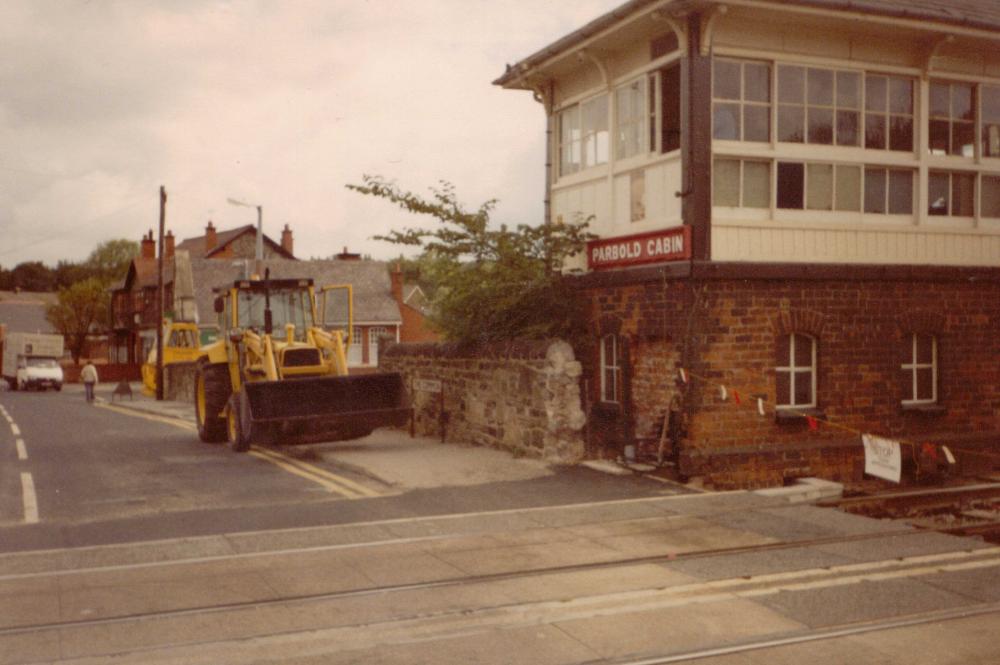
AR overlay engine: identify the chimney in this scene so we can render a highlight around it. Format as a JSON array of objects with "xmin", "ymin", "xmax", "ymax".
[
  {"xmin": 335, "ymin": 246, "xmax": 361, "ymax": 261},
  {"xmin": 165, "ymin": 230, "xmax": 175, "ymax": 258},
  {"xmin": 280, "ymin": 224, "xmax": 293, "ymax": 256},
  {"xmin": 390, "ymin": 262, "xmax": 404, "ymax": 305},
  {"xmin": 205, "ymin": 221, "xmax": 217, "ymax": 253},
  {"xmin": 141, "ymin": 229, "xmax": 155, "ymax": 259}
]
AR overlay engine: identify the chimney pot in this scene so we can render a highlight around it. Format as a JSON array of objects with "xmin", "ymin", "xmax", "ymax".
[
  {"xmin": 205, "ymin": 221, "xmax": 218, "ymax": 253},
  {"xmin": 165, "ymin": 230, "xmax": 175, "ymax": 258},
  {"xmin": 141, "ymin": 229, "xmax": 155, "ymax": 259},
  {"xmin": 280, "ymin": 224, "xmax": 294, "ymax": 257}
]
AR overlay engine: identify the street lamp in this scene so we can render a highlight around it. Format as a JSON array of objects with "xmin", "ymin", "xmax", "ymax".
[{"xmin": 227, "ymin": 197, "xmax": 263, "ymax": 274}]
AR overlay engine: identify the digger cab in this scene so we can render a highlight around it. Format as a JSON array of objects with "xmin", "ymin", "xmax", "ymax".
[{"xmin": 199, "ymin": 276, "xmax": 410, "ymax": 450}]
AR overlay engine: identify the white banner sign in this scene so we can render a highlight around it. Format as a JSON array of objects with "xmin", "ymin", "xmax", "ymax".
[{"xmin": 862, "ymin": 434, "xmax": 902, "ymax": 483}]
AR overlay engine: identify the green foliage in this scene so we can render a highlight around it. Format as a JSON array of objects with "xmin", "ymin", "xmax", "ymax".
[
  {"xmin": 9, "ymin": 261, "xmax": 56, "ymax": 292},
  {"xmin": 85, "ymin": 239, "xmax": 139, "ymax": 285},
  {"xmin": 0, "ymin": 238, "xmax": 138, "ymax": 294},
  {"xmin": 348, "ymin": 175, "xmax": 592, "ymax": 345},
  {"xmin": 45, "ymin": 278, "xmax": 109, "ymax": 364}
]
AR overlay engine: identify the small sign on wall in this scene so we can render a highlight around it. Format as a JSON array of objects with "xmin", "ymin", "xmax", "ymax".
[
  {"xmin": 586, "ymin": 226, "xmax": 691, "ymax": 271},
  {"xmin": 862, "ymin": 434, "xmax": 902, "ymax": 483},
  {"xmin": 413, "ymin": 378, "xmax": 442, "ymax": 394}
]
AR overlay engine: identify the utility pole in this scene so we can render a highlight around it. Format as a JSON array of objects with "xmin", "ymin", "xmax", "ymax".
[
  {"xmin": 155, "ymin": 186, "xmax": 166, "ymax": 401},
  {"xmin": 227, "ymin": 197, "xmax": 263, "ymax": 276}
]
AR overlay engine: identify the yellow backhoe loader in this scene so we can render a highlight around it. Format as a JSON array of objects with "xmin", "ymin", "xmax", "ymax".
[
  {"xmin": 193, "ymin": 273, "xmax": 410, "ymax": 451},
  {"xmin": 141, "ymin": 321, "xmax": 201, "ymax": 396}
]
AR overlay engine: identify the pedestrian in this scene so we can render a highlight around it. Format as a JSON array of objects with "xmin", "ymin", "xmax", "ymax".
[{"xmin": 80, "ymin": 359, "xmax": 98, "ymax": 404}]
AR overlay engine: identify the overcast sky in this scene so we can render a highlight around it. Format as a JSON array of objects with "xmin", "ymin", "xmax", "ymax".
[{"xmin": 0, "ymin": 0, "xmax": 623, "ymax": 268}]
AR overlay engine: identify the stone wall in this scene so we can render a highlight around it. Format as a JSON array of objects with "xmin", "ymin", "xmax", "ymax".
[
  {"xmin": 579, "ymin": 272, "xmax": 1000, "ymax": 488},
  {"xmin": 164, "ymin": 361, "xmax": 197, "ymax": 402},
  {"xmin": 380, "ymin": 340, "xmax": 587, "ymax": 462}
]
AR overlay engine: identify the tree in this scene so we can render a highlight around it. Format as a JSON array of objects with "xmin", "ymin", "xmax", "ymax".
[
  {"xmin": 85, "ymin": 239, "xmax": 139, "ymax": 286},
  {"xmin": 54, "ymin": 260, "xmax": 94, "ymax": 290},
  {"xmin": 347, "ymin": 175, "xmax": 592, "ymax": 345},
  {"xmin": 9, "ymin": 261, "xmax": 56, "ymax": 292},
  {"xmin": 45, "ymin": 278, "xmax": 109, "ymax": 364}
]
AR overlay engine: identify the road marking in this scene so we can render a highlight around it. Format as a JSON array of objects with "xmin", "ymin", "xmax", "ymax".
[
  {"xmin": 10, "ymin": 423, "xmax": 20, "ymax": 436},
  {"xmin": 248, "ymin": 448, "xmax": 367, "ymax": 498},
  {"xmin": 95, "ymin": 401, "xmax": 379, "ymax": 498},
  {"xmin": 252, "ymin": 446, "xmax": 381, "ymax": 498},
  {"xmin": 95, "ymin": 403, "xmax": 197, "ymax": 431},
  {"xmin": 15, "ymin": 438, "xmax": 27, "ymax": 461},
  {"xmin": 20, "ymin": 472, "xmax": 39, "ymax": 524}
]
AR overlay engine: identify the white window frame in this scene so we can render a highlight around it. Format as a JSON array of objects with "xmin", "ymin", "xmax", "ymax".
[
  {"xmin": 599, "ymin": 334, "xmax": 621, "ymax": 404},
  {"xmin": 777, "ymin": 64, "xmax": 862, "ymax": 147},
  {"xmin": 902, "ymin": 333, "xmax": 937, "ymax": 405},
  {"xmin": 864, "ymin": 73, "xmax": 915, "ymax": 152},
  {"xmin": 616, "ymin": 77, "xmax": 648, "ymax": 160},
  {"xmin": 558, "ymin": 93, "xmax": 609, "ymax": 177},
  {"xmin": 928, "ymin": 170, "xmax": 976, "ymax": 217},
  {"xmin": 712, "ymin": 57, "xmax": 772, "ymax": 143},
  {"xmin": 776, "ymin": 333, "xmax": 817, "ymax": 409}
]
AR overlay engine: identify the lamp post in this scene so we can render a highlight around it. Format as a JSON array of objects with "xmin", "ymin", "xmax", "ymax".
[{"xmin": 227, "ymin": 197, "xmax": 263, "ymax": 275}]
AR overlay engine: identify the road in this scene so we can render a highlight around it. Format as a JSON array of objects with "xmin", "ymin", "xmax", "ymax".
[
  {"xmin": 1, "ymin": 387, "xmax": 999, "ymax": 664},
  {"xmin": 0, "ymin": 387, "xmax": 677, "ymax": 550}
]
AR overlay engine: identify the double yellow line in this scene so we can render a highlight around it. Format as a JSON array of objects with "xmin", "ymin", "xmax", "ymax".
[
  {"xmin": 98, "ymin": 402, "xmax": 378, "ymax": 499},
  {"xmin": 248, "ymin": 446, "xmax": 379, "ymax": 498}
]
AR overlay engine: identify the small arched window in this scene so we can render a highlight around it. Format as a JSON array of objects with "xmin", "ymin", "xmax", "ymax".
[
  {"xmin": 600, "ymin": 334, "xmax": 622, "ymax": 404},
  {"xmin": 776, "ymin": 333, "xmax": 816, "ymax": 409}
]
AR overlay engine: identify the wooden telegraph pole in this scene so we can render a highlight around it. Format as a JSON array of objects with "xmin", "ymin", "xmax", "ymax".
[{"xmin": 155, "ymin": 186, "xmax": 166, "ymax": 401}]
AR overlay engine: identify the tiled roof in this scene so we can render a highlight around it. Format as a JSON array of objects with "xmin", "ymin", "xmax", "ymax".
[
  {"xmin": 792, "ymin": 0, "xmax": 1000, "ymax": 31},
  {"xmin": 189, "ymin": 258, "xmax": 402, "ymax": 328},
  {"xmin": 177, "ymin": 225, "xmax": 294, "ymax": 260},
  {"xmin": 494, "ymin": 0, "xmax": 1000, "ymax": 87},
  {"xmin": 0, "ymin": 292, "xmax": 58, "ymax": 334},
  {"xmin": 127, "ymin": 257, "xmax": 176, "ymax": 290}
]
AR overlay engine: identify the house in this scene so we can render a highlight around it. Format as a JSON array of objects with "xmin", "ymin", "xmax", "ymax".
[
  {"xmin": 496, "ymin": 0, "xmax": 1000, "ymax": 487},
  {"xmin": 188, "ymin": 258, "xmax": 403, "ymax": 371},
  {"xmin": 391, "ymin": 265, "xmax": 439, "ymax": 343},
  {"xmin": 110, "ymin": 222, "xmax": 296, "ymax": 366},
  {"xmin": 109, "ymin": 218, "xmax": 413, "ymax": 372}
]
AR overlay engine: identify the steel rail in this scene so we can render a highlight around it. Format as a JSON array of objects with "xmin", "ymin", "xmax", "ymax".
[
  {"xmin": 1, "ymin": 521, "xmax": 994, "ymax": 638},
  {"xmin": 603, "ymin": 601, "xmax": 1000, "ymax": 665}
]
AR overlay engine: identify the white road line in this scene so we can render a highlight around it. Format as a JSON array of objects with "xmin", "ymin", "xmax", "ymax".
[
  {"xmin": 15, "ymin": 438, "xmax": 27, "ymax": 461},
  {"xmin": 20, "ymin": 472, "xmax": 39, "ymax": 524},
  {"xmin": 10, "ymin": 423, "xmax": 20, "ymax": 436}
]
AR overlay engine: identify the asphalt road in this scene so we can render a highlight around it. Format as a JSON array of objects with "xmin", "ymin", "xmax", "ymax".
[
  {"xmin": 0, "ymin": 387, "xmax": 679, "ymax": 552},
  {"xmin": 3, "ymin": 388, "xmax": 1000, "ymax": 664}
]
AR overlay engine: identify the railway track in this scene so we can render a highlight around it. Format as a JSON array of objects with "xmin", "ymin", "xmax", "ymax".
[
  {"xmin": 820, "ymin": 481, "xmax": 1000, "ymax": 543},
  {"xmin": 3, "ymin": 496, "xmax": 999, "ymax": 664}
]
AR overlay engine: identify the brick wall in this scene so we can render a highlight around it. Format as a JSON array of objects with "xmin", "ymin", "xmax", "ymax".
[
  {"xmin": 381, "ymin": 340, "xmax": 586, "ymax": 462},
  {"xmin": 579, "ymin": 274, "xmax": 1000, "ymax": 488}
]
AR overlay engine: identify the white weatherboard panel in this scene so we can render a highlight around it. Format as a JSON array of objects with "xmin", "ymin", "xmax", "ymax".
[{"xmin": 712, "ymin": 224, "xmax": 1000, "ymax": 266}]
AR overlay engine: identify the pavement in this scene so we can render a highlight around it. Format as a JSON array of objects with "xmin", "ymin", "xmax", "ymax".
[{"xmin": 76, "ymin": 382, "xmax": 845, "ymax": 503}]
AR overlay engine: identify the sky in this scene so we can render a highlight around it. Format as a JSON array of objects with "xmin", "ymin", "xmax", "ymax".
[{"xmin": 0, "ymin": 0, "xmax": 626, "ymax": 268}]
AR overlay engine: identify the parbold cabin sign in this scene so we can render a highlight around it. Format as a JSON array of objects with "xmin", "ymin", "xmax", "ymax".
[{"xmin": 586, "ymin": 226, "xmax": 691, "ymax": 271}]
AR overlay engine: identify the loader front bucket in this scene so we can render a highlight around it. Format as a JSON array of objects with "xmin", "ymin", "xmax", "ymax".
[{"xmin": 240, "ymin": 373, "xmax": 411, "ymax": 446}]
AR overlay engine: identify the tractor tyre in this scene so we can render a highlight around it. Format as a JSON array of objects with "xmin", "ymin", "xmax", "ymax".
[
  {"xmin": 195, "ymin": 361, "xmax": 230, "ymax": 443},
  {"xmin": 227, "ymin": 392, "xmax": 252, "ymax": 453}
]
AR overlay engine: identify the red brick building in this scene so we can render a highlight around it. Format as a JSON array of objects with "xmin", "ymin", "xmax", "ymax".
[{"xmin": 496, "ymin": 0, "xmax": 1000, "ymax": 486}]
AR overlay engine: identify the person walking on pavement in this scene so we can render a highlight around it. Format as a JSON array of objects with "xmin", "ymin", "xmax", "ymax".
[{"xmin": 80, "ymin": 359, "xmax": 98, "ymax": 404}]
